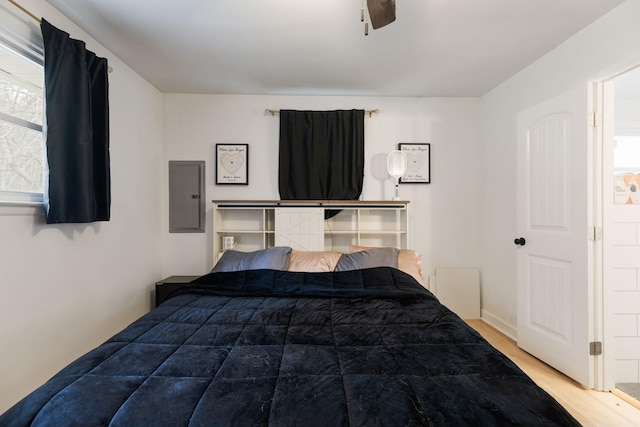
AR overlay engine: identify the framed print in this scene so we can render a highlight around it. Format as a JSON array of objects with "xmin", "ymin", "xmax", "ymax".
[
  {"xmin": 216, "ymin": 144, "xmax": 248, "ymax": 185},
  {"xmin": 399, "ymin": 143, "xmax": 430, "ymax": 183}
]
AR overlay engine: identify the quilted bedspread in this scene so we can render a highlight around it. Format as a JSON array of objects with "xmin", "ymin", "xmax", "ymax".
[{"xmin": 1, "ymin": 268, "xmax": 580, "ymax": 426}]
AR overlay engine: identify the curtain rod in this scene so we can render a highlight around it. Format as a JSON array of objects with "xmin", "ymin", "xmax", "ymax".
[
  {"xmin": 266, "ymin": 108, "xmax": 379, "ymax": 118},
  {"xmin": 8, "ymin": 0, "xmax": 39, "ymax": 22},
  {"xmin": 8, "ymin": 0, "xmax": 114, "ymax": 74}
]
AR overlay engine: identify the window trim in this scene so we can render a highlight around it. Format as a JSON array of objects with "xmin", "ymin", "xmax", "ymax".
[
  {"xmin": 0, "ymin": 190, "xmax": 43, "ymax": 204},
  {"xmin": 0, "ymin": 30, "xmax": 44, "ymax": 66}
]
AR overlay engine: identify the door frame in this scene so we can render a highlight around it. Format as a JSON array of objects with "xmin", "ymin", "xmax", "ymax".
[
  {"xmin": 595, "ymin": 65, "xmax": 640, "ymax": 392},
  {"xmin": 590, "ymin": 80, "xmax": 607, "ymax": 391}
]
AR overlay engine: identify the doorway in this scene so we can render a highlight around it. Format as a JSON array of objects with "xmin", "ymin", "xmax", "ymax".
[{"xmin": 602, "ymin": 66, "xmax": 640, "ymax": 401}]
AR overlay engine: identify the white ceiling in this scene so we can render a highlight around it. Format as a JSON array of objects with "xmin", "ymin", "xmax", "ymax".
[{"xmin": 45, "ymin": 0, "xmax": 625, "ymax": 97}]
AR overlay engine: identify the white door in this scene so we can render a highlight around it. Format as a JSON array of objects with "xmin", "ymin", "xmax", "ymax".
[{"xmin": 516, "ymin": 86, "xmax": 594, "ymax": 388}]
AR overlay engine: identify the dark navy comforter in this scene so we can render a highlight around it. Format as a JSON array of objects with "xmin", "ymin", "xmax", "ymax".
[{"xmin": 1, "ymin": 268, "xmax": 580, "ymax": 426}]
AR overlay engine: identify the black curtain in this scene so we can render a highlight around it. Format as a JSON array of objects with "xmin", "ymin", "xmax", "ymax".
[
  {"xmin": 41, "ymin": 19, "xmax": 110, "ymax": 224},
  {"xmin": 278, "ymin": 109, "xmax": 364, "ymax": 202}
]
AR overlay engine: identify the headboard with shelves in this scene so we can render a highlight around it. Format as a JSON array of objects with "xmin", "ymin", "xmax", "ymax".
[{"xmin": 212, "ymin": 200, "xmax": 410, "ymax": 262}]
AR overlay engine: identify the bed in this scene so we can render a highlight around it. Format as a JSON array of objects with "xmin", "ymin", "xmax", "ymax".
[{"xmin": 0, "ymin": 247, "xmax": 580, "ymax": 426}]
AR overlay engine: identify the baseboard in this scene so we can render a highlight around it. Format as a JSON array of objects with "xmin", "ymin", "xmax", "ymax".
[{"xmin": 480, "ymin": 309, "xmax": 517, "ymax": 341}]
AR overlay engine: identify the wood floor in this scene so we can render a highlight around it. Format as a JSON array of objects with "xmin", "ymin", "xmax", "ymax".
[{"xmin": 466, "ymin": 320, "xmax": 640, "ymax": 426}]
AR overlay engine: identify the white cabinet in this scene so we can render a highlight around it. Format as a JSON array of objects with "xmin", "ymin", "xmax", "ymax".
[{"xmin": 213, "ymin": 200, "xmax": 409, "ymax": 262}]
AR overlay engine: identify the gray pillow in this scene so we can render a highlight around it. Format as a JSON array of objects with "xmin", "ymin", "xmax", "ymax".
[
  {"xmin": 211, "ymin": 247, "xmax": 292, "ymax": 273},
  {"xmin": 334, "ymin": 247, "xmax": 399, "ymax": 271}
]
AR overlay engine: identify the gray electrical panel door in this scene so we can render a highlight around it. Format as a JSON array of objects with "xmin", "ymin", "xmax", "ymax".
[{"xmin": 169, "ymin": 161, "xmax": 205, "ymax": 232}]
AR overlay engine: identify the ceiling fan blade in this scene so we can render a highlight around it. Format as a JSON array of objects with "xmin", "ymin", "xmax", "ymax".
[{"xmin": 367, "ymin": 0, "xmax": 396, "ymax": 29}]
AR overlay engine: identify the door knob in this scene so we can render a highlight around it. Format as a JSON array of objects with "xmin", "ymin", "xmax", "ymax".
[{"xmin": 514, "ymin": 237, "xmax": 526, "ymax": 246}]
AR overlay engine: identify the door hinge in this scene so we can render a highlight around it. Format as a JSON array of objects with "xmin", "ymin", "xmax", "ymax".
[
  {"xmin": 589, "ymin": 341, "xmax": 603, "ymax": 356},
  {"xmin": 591, "ymin": 111, "xmax": 601, "ymax": 128},
  {"xmin": 588, "ymin": 226, "xmax": 602, "ymax": 241}
]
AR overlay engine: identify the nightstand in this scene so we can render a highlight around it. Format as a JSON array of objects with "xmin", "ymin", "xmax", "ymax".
[{"xmin": 155, "ymin": 275, "xmax": 200, "ymax": 307}]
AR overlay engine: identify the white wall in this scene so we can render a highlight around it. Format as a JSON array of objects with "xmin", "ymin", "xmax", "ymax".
[
  {"xmin": 161, "ymin": 95, "xmax": 483, "ymax": 282},
  {"xmin": 609, "ymin": 207, "xmax": 640, "ymax": 384},
  {"xmin": 481, "ymin": 0, "xmax": 640, "ymax": 335},
  {"xmin": 0, "ymin": 1, "xmax": 164, "ymax": 412}
]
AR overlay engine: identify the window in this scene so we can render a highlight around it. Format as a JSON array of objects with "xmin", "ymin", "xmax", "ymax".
[{"xmin": 0, "ymin": 38, "xmax": 44, "ymax": 204}]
